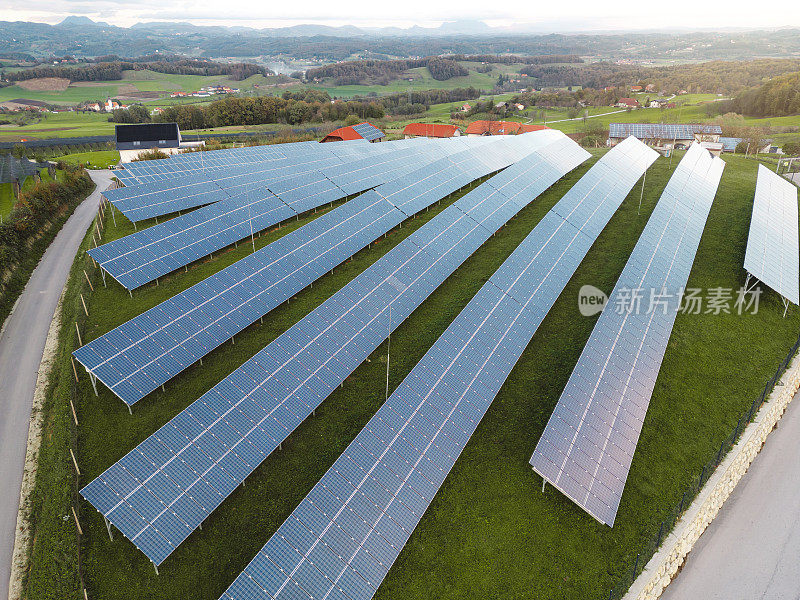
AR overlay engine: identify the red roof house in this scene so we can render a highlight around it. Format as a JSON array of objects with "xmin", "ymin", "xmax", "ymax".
[
  {"xmin": 464, "ymin": 120, "xmax": 549, "ymax": 136},
  {"xmin": 320, "ymin": 122, "xmax": 386, "ymax": 143},
  {"xmin": 402, "ymin": 123, "xmax": 462, "ymax": 138},
  {"xmin": 616, "ymin": 98, "xmax": 641, "ymax": 108}
]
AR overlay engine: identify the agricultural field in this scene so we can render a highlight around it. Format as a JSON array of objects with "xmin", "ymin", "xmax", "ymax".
[
  {"xmin": 304, "ymin": 62, "xmax": 521, "ymax": 98},
  {"xmin": 0, "ymin": 111, "xmax": 115, "ymax": 141},
  {"xmin": 0, "ymin": 70, "xmax": 283, "ymax": 108},
  {"xmin": 23, "ymin": 148, "xmax": 800, "ymax": 600}
]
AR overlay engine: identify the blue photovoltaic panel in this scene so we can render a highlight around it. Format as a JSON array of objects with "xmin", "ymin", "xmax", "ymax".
[
  {"xmin": 105, "ymin": 140, "xmax": 406, "ymax": 220},
  {"xmin": 743, "ymin": 164, "xmax": 799, "ymax": 306},
  {"xmin": 90, "ymin": 189, "xmax": 294, "ymax": 290},
  {"xmin": 217, "ymin": 137, "xmax": 655, "ymax": 600},
  {"xmin": 90, "ymin": 142, "xmax": 448, "ymax": 289},
  {"xmin": 351, "ymin": 122, "xmax": 385, "ymax": 141},
  {"xmin": 106, "ymin": 154, "xmax": 340, "ymax": 222},
  {"xmin": 116, "ymin": 141, "xmax": 327, "ymax": 184},
  {"xmin": 530, "ymin": 143, "xmax": 724, "ymax": 526},
  {"xmin": 609, "ymin": 123, "xmax": 722, "ymax": 140},
  {"xmin": 720, "ymin": 137, "xmax": 742, "ymax": 152},
  {"xmin": 80, "ymin": 131, "xmax": 585, "ymax": 566},
  {"xmin": 74, "ymin": 134, "xmax": 555, "ymax": 406}
]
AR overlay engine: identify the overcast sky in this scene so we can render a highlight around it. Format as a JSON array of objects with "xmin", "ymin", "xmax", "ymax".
[{"xmin": 2, "ymin": 0, "xmax": 799, "ymax": 31}]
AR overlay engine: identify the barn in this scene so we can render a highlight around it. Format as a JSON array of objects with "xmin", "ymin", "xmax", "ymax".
[{"xmin": 320, "ymin": 122, "xmax": 385, "ymax": 143}]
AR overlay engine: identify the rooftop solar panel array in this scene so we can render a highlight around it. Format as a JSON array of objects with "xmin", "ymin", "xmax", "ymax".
[
  {"xmin": 90, "ymin": 140, "xmax": 460, "ymax": 289},
  {"xmin": 609, "ymin": 123, "xmax": 723, "ymax": 140},
  {"xmin": 79, "ymin": 131, "xmax": 587, "ymax": 567},
  {"xmin": 74, "ymin": 135, "xmax": 551, "ymax": 406},
  {"xmin": 216, "ymin": 136, "xmax": 656, "ymax": 600},
  {"xmin": 743, "ymin": 165, "xmax": 799, "ymax": 306},
  {"xmin": 530, "ymin": 143, "xmax": 724, "ymax": 526},
  {"xmin": 351, "ymin": 123, "xmax": 385, "ymax": 141}
]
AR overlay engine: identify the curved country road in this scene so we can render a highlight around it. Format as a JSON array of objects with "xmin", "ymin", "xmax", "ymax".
[{"xmin": 0, "ymin": 170, "xmax": 112, "ymax": 600}]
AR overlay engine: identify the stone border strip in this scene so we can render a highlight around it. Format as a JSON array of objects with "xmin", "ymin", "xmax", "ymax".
[
  {"xmin": 623, "ymin": 349, "xmax": 800, "ymax": 600},
  {"xmin": 7, "ymin": 285, "xmax": 66, "ymax": 600}
]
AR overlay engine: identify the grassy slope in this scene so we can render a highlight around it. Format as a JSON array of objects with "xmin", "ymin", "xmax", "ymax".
[
  {"xmin": 0, "ymin": 111, "xmax": 115, "ymax": 141},
  {"xmin": 0, "ymin": 181, "xmax": 15, "ymax": 219},
  {"xmin": 57, "ymin": 151, "xmax": 120, "ymax": 169},
  {"xmin": 61, "ymin": 153, "xmax": 800, "ymax": 600}
]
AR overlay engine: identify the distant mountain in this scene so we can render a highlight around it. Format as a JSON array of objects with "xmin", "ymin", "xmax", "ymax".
[
  {"xmin": 57, "ymin": 16, "xmax": 111, "ymax": 28},
  {"xmin": 2, "ymin": 18, "xmax": 800, "ymax": 64}
]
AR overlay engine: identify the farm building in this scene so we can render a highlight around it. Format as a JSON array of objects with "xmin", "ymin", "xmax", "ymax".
[
  {"xmin": 402, "ymin": 123, "xmax": 462, "ymax": 138},
  {"xmin": 320, "ymin": 122, "xmax": 385, "ymax": 143},
  {"xmin": 115, "ymin": 122, "xmax": 203, "ymax": 161},
  {"xmin": 616, "ymin": 98, "xmax": 641, "ymax": 108},
  {"xmin": 648, "ymin": 98, "xmax": 676, "ymax": 109},
  {"xmin": 608, "ymin": 123, "xmax": 722, "ymax": 154},
  {"xmin": 465, "ymin": 121, "xmax": 548, "ymax": 136},
  {"xmin": 721, "ymin": 137, "xmax": 742, "ymax": 153},
  {"xmin": 720, "ymin": 137, "xmax": 783, "ymax": 155}
]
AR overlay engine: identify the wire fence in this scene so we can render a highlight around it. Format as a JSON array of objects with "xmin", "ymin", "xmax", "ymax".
[{"xmin": 604, "ymin": 331, "xmax": 800, "ymax": 600}]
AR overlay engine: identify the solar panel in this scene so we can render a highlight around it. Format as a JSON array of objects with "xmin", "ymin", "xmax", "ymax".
[
  {"xmin": 117, "ymin": 141, "xmax": 328, "ymax": 184},
  {"xmin": 80, "ymin": 132, "xmax": 587, "ymax": 567},
  {"xmin": 90, "ymin": 142, "xmax": 454, "ymax": 290},
  {"xmin": 107, "ymin": 139, "xmax": 463, "ymax": 221},
  {"xmin": 106, "ymin": 154, "xmax": 343, "ymax": 222},
  {"xmin": 743, "ymin": 164, "xmax": 799, "ymax": 307},
  {"xmin": 530, "ymin": 142, "xmax": 725, "ymax": 526},
  {"xmin": 74, "ymin": 134, "xmax": 557, "ymax": 407},
  {"xmin": 609, "ymin": 123, "xmax": 722, "ymax": 140},
  {"xmin": 216, "ymin": 137, "xmax": 656, "ymax": 600},
  {"xmin": 351, "ymin": 123, "xmax": 385, "ymax": 141}
]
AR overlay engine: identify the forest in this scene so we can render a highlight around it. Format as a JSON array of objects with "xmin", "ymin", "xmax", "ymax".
[
  {"xmin": 724, "ymin": 71, "xmax": 800, "ymax": 116},
  {"xmin": 148, "ymin": 95, "xmax": 385, "ymax": 130},
  {"xmin": 2, "ymin": 59, "xmax": 271, "ymax": 83},
  {"xmin": 304, "ymin": 57, "xmax": 468, "ymax": 85}
]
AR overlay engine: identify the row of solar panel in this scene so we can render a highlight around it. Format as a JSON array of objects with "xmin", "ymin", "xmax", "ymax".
[
  {"xmin": 217, "ymin": 136, "xmax": 658, "ymax": 600},
  {"xmin": 117, "ymin": 140, "xmax": 332, "ymax": 184},
  {"xmin": 108, "ymin": 140, "xmax": 428, "ymax": 219},
  {"xmin": 115, "ymin": 140, "xmax": 322, "ymax": 184},
  {"xmin": 80, "ymin": 132, "xmax": 586, "ymax": 566},
  {"xmin": 91, "ymin": 141, "xmax": 459, "ymax": 289},
  {"xmin": 743, "ymin": 165, "xmax": 800, "ymax": 306},
  {"xmin": 74, "ymin": 135, "xmax": 552, "ymax": 406},
  {"xmin": 530, "ymin": 143, "xmax": 725, "ymax": 526}
]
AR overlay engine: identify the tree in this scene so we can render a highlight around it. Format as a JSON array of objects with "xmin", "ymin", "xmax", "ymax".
[
  {"xmin": 344, "ymin": 114, "xmax": 360, "ymax": 126},
  {"xmin": 782, "ymin": 141, "xmax": 800, "ymax": 156}
]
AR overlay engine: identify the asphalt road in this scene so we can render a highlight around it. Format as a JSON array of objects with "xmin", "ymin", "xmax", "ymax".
[
  {"xmin": 0, "ymin": 170, "xmax": 112, "ymax": 600},
  {"xmin": 661, "ymin": 390, "xmax": 800, "ymax": 600}
]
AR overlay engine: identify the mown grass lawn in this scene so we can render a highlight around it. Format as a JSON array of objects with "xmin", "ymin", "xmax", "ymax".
[
  {"xmin": 56, "ymin": 150, "xmax": 120, "ymax": 169},
  {"xmin": 38, "ymin": 151, "xmax": 800, "ymax": 600}
]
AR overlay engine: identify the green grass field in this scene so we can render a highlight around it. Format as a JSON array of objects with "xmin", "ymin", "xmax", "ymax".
[
  {"xmin": 19, "ymin": 150, "xmax": 800, "ymax": 600},
  {"xmin": 0, "ymin": 181, "xmax": 15, "ymax": 219},
  {"xmin": 56, "ymin": 150, "xmax": 120, "ymax": 169},
  {"xmin": 305, "ymin": 62, "xmax": 512, "ymax": 98},
  {"xmin": 0, "ymin": 111, "xmax": 115, "ymax": 141}
]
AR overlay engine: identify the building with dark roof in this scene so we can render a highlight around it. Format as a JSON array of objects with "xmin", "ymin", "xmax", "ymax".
[
  {"xmin": 608, "ymin": 123, "xmax": 723, "ymax": 154},
  {"xmin": 320, "ymin": 122, "xmax": 385, "ymax": 143},
  {"xmin": 402, "ymin": 123, "xmax": 462, "ymax": 138},
  {"xmin": 115, "ymin": 123, "xmax": 181, "ymax": 151}
]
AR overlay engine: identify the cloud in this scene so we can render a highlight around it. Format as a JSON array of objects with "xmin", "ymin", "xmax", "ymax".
[{"xmin": 2, "ymin": 0, "xmax": 799, "ymax": 30}]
